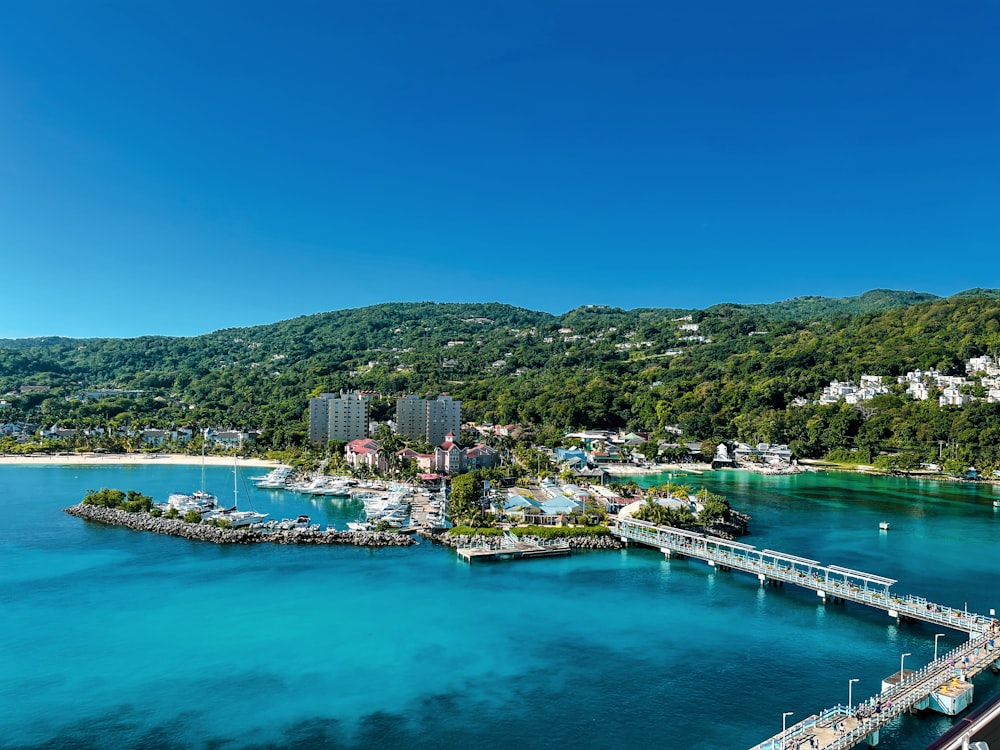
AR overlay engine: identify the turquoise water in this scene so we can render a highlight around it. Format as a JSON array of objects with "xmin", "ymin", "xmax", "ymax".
[{"xmin": 2, "ymin": 465, "xmax": 999, "ymax": 749}]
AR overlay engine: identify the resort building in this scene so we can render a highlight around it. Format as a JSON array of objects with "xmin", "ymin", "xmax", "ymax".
[
  {"xmin": 345, "ymin": 438, "xmax": 388, "ymax": 473},
  {"xmin": 394, "ymin": 394, "xmax": 461, "ymax": 446},
  {"xmin": 309, "ymin": 391, "xmax": 371, "ymax": 445}
]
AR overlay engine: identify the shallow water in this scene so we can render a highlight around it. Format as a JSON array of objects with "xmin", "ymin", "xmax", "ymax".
[{"xmin": 2, "ymin": 465, "xmax": 998, "ymax": 748}]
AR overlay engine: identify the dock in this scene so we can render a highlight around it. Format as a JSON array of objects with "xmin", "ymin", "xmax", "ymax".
[
  {"xmin": 611, "ymin": 515, "xmax": 1000, "ymax": 749},
  {"xmin": 614, "ymin": 516, "xmax": 991, "ymax": 634},
  {"xmin": 750, "ymin": 631, "xmax": 1000, "ymax": 750},
  {"xmin": 456, "ymin": 533, "xmax": 571, "ymax": 563}
]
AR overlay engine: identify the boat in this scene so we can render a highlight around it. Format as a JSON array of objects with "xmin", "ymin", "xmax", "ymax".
[
  {"xmin": 378, "ymin": 505, "xmax": 410, "ymax": 527},
  {"xmin": 319, "ymin": 480, "xmax": 353, "ymax": 496},
  {"xmin": 254, "ymin": 465, "xmax": 293, "ymax": 489},
  {"xmin": 276, "ymin": 515, "xmax": 313, "ymax": 531},
  {"xmin": 288, "ymin": 475, "xmax": 329, "ymax": 494},
  {"xmin": 206, "ymin": 456, "xmax": 268, "ymax": 528},
  {"xmin": 346, "ymin": 520, "xmax": 372, "ymax": 532},
  {"xmin": 993, "ymin": 498, "xmax": 1000, "ymax": 509},
  {"xmin": 161, "ymin": 444, "xmax": 218, "ymax": 515},
  {"xmin": 879, "ymin": 521, "xmax": 890, "ymax": 531},
  {"xmin": 163, "ymin": 490, "xmax": 217, "ymax": 516}
]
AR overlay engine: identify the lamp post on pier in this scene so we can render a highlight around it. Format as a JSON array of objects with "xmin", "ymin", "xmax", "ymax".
[
  {"xmin": 848, "ymin": 678, "xmax": 859, "ymax": 712},
  {"xmin": 782, "ymin": 711, "xmax": 793, "ymax": 748},
  {"xmin": 900, "ymin": 652, "xmax": 911, "ymax": 683},
  {"xmin": 934, "ymin": 633, "xmax": 945, "ymax": 661}
]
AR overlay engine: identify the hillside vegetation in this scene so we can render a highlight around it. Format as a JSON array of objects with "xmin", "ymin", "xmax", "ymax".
[{"xmin": 2, "ymin": 291, "xmax": 1000, "ymax": 473}]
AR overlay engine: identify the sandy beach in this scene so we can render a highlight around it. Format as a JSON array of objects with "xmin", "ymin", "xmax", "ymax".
[
  {"xmin": 0, "ymin": 453, "xmax": 281, "ymax": 468},
  {"xmin": 604, "ymin": 462, "xmax": 712, "ymax": 476}
]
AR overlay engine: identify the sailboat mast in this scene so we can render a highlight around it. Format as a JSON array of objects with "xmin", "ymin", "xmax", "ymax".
[{"xmin": 233, "ymin": 454, "xmax": 238, "ymax": 509}]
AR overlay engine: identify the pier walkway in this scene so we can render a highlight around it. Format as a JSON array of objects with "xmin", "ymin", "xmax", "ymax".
[
  {"xmin": 750, "ymin": 631, "xmax": 999, "ymax": 749},
  {"xmin": 612, "ymin": 517, "xmax": 1000, "ymax": 749},
  {"xmin": 614, "ymin": 517, "xmax": 991, "ymax": 634}
]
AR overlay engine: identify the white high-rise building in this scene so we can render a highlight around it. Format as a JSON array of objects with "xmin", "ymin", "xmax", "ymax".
[
  {"xmin": 395, "ymin": 394, "xmax": 461, "ymax": 446},
  {"xmin": 308, "ymin": 391, "xmax": 371, "ymax": 445}
]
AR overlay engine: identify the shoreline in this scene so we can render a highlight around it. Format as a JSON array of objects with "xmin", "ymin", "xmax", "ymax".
[
  {"xmin": 605, "ymin": 462, "xmax": 713, "ymax": 476},
  {"xmin": 0, "ymin": 452, "xmax": 281, "ymax": 468}
]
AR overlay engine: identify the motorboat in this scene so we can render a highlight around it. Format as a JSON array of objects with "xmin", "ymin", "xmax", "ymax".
[
  {"xmin": 210, "ymin": 507, "xmax": 269, "ymax": 528},
  {"xmin": 162, "ymin": 444, "xmax": 218, "ymax": 514},
  {"xmin": 162, "ymin": 491, "xmax": 217, "ymax": 516},
  {"xmin": 879, "ymin": 521, "xmax": 890, "ymax": 531},
  {"xmin": 277, "ymin": 515, "xmax": 313, "ymax": 531},
  {"xmin": 254, "ymin": 466, "xmax": 293, "ymax": 489}
]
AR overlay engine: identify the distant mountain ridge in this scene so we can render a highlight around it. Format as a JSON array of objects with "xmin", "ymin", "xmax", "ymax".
[
  {"xmin": 716, "ymin": 289, "xmax": 942, "ymax": 320},
  {"xmin": 2, "ymin": 288, "xmax": 997, "ymax": 346}
]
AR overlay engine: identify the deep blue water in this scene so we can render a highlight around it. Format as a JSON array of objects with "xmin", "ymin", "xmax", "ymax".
[{"xmin": 2, "ymin": 464, "xmax": 999, "ymax": 749}]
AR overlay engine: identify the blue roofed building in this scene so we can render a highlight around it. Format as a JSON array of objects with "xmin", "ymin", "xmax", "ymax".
[
  {"xmin": 555, "ymin": 447, "xmax": 588, "ymax": 467},
  {"xmin": 504, "ymin": 492, "xmax": 543, "ymax": 514},
  {"xmin": 541, "ymin": 496, "xmax": 581, "ymax": 515}
]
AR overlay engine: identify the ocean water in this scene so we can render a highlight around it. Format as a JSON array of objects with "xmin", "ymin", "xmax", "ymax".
[{"xmin": 2, "ymin": 464, "xmax": 999, "ymax": 749}]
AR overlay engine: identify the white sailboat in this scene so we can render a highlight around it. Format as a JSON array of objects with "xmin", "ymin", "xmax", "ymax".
[{"xmin": 207, "ymin": 455, "xmax": 269, "ymax": 528}]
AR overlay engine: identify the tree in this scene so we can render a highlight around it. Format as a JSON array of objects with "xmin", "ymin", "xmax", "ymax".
[
  {"xmin": 638, "ymin": 440, "xmax": 659, "ymax": 462},
  {"xmin": 449, "ymin": 472, "xmax": 487, "ymax": 527}
]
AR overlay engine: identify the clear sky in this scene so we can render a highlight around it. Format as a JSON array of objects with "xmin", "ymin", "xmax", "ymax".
[{"xmin": 1, "ymin": 1, "xmax": 997, "ymax": 339}]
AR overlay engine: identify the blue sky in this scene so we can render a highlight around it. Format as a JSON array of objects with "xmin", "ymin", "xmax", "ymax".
[{"xmin": 1, "ymin": 1, "xmax": 997, "ymax": 338}]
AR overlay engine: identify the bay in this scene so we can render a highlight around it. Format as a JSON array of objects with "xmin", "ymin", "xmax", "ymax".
[{"xmin": 2, "ymin": 464, "xmax": 999, "ymax": 749}]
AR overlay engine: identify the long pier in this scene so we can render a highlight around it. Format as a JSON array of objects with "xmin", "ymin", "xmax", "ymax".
[
  {"xmin": 613, "ymin": 516, "xmax": 999, "ymax": 748},
  {"xmin": 614, "ymin": 516, "xmax": 991, "ymax": 634}
]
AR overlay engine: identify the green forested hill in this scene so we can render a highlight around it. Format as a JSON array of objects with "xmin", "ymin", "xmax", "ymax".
[
  {"xmin": 2, "ymin": 293, "xmax": 1000, "ymax": 472},
  {"xmin": 722, "ymin": 288, "xmax": 941, "ymax": 320}
]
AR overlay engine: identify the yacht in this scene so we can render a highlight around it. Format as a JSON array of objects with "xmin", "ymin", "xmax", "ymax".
[
  {"xmin": 206, "ymin": 455, "xmax": 268, "ymax": 528},
  {"xmin": 162, "ymin": 445, "xmax": 218, "ymax": 514},
  {"xmin": 320, "ymin": 480, "xmax": 353, "ymax": 496},
  {"xmin": 210, "ymin": 507, "xmax": 269, "ymax": 528},
  {"xmin": 276, "ymin": 514, "xmax": 313, "ymax": 531},
  {"xmin": 163, "ymin": 491, "xmax": 217, "ymax": 516},
  {"xmin": 254, "ymin": 466, "xmax": 293, "ymax": 489}
]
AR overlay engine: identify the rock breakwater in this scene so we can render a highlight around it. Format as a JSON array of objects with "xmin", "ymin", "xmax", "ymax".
[{"xmin": 64, "ymin": 504, "xmax": 415, "ymax": 547}]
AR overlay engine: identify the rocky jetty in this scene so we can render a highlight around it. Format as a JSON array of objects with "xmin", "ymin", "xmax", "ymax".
[
  {"xmin": 436, "ymin": 533, "xmax": 623, "ymax": 550},
  {"xmin": 705, "ymin": 510, "xmax": 752, "ymax": 540},
  {"xmin": 64, "ymin": 504, "xmax": 415, "ymax": 547}
]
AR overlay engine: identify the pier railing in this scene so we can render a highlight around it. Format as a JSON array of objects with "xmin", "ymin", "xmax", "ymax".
[
  {"xmin": 751, "ymin": 632, "xmax": 998, "ymax": 749},
  {"xmin": 614, "ymin": 516, "xmax": 988, "ymax": 635},
  {"xmin": 610, "ymin": 516, "xmax": 998, "ymax": 750}
]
